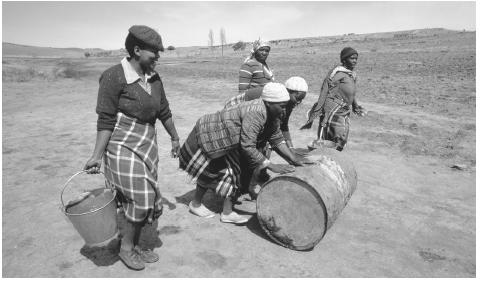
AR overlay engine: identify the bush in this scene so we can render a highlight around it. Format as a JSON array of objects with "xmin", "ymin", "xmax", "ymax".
[
  {"xmin": 2, "ymin": 66, "xmax": 48, "ymax": 82},
  {"xmin": 167, "ymin": 46, "xmax": 175, "ymax": 51},
  {"xmin": 232, "ymin": 41, "xmax": 247, "ymax": 51}
]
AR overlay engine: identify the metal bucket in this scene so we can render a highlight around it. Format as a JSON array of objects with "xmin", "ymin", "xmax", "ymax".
[{"xmin": 61, "ymin": 171, "xmax": 119, "ymax": 247}]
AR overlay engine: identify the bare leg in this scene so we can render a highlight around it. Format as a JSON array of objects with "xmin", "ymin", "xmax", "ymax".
[
  {"xmin": 121, "ymin": 220, "xmax": 137, "ymax": 251},
  {"xmin": 191, "ymin": 185, "xmax": 207, "ymax": 208},
  {"xmin": 222, "ymin": 197, "xmax": 233, "ymax": 215},
  {"xmin": 132, "ymin": 222, "xmax": 143, "ymax": 247},
  {"xmin": 118, "ymin": 218, "xmax": 145, "ymax": 270}
]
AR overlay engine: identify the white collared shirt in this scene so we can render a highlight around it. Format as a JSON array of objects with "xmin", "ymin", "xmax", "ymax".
[{"xmin": 121, "ymin": 57, "xmax": 154, "ymax": 95}]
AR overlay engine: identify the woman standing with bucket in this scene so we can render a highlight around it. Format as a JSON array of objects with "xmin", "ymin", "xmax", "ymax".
[{"xmin": 84, "ymin": 25, "xmax": 180, "ymax": 271}]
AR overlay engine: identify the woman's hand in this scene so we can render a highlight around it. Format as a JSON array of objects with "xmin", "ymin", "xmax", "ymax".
[
  {"xmin": 84, "ymin": 157, "xmax": 102, "ymax": 174},
  {"xmin": 291, "ymin": 147, "xmax": 310, "ymax": 157},
  {"xmin": 171, "ymin": 140, "xmax": 180, "ymax": 158},
  {"xmin": 267, "ymin": 163, "xmax": 295, "ymax": 174},
  {"xmin": 293, "ymin": 156, "xmax": 315, "ymax": 166},
  {"xmin": 353, "ymin": 104, "xmax": 367, "ymax": 116}
]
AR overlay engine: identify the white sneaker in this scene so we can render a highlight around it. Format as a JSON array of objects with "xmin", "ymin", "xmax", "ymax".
[
  {"xmin": 188, "ymin": 201, "xmax": 215, "ymax": 218},
  {"xmin": 220, "ymin": 211, "xmax": 249, "ymax": 224}
]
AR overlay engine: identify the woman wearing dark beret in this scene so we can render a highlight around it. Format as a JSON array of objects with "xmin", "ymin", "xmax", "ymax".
[
  {"xmin": 302, "ymin": 47, "xmax": 367, "ymax": 151},
  {"xmin": 84, "ymin": 25, "xmax": 180, "ymax": 271}
]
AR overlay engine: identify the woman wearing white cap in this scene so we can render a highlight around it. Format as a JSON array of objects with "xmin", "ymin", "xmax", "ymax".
[
  {"xmin": 179, "ymin": 83, "xmax": 308, "ymax": 224},
  {"xmin": 226, "ymin": 76, "xmax": 308, "ymax": 149}
]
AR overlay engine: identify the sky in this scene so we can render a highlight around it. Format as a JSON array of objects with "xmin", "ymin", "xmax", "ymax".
[{"xmin": 2, "ymin": 1, "xmax": 476, "ymax": 49}]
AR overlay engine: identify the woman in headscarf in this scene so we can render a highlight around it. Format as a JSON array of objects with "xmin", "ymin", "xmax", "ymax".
[
  {"xmin": 301, "ymin": 47, "xmax": 367, "ymax": 151},
  {"xmin": 83, "ymin": 25, "xmax": 181, "ymax": 271},
  {"xmin": 179, "ymin": 83, "xmax": 309, "ymax": 224},
  {"xmin": 238, "ymin": 38, "xmax": 275, "ymax": 92}
]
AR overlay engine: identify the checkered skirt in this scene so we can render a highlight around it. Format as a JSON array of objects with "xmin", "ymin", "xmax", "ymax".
[
  {"xmin": 319, "ymin": 97, "xmax": 351, "ymax": 151},
  {"xmin": 103, "ymin": 113, "xmax": 162, "ymax": 222},
  {"xmin": 178, "ymin": 127, "xmax": 242, "ymax": 199}
]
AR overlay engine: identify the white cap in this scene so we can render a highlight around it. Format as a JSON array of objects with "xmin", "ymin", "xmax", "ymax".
[
  {"xmin": 261, "ymin": 82, "xmax": 290, "ymax": 103},
  {"xmin": 285, "ymin": 76, "xmax": 308, "ymax": 92}
]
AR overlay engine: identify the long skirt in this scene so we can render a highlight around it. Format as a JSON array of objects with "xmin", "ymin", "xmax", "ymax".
[
  {"xmin": 104, "ymin": 113, "xmax": 162, "ymax": 223},
  {"xmin": 318, "ymin": 97, "xmax": 351, "ymax": 151},
  {"xmin": 178, "ymin": 127, "xmax": 248, "ymax": 199}
]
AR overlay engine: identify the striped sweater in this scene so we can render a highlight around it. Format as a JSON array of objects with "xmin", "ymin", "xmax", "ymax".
[{"xmin": 238, "ymin": 58, "xmax": 274, "ymax": 92}]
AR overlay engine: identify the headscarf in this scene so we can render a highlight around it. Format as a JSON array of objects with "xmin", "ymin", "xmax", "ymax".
[
  {"xmin": 340, "ymin": 47, "xmax": 358, "ymax": 62},
  {"xmin": 284, "ymin": 76, "xmax": 308, "ymax": 92},
  {"xmin": 244, "ymin": 38, "xmax": 271, "ymax": 63},
  {"xmin": 261, "ymin": 82, "xmax": 290, "ymax": 103}
]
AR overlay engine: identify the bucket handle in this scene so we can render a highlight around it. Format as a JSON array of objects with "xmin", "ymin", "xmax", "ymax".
[{"xmin": 60, "ymin": 170, "xmax": 105, "ymax": 210}]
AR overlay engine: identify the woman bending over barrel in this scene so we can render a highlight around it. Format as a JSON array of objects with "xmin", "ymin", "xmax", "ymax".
[
  {"xmin": 225, "ymin": 77, "xmax": 309, "ymax": 198},
  {"xmin": 226, "ymin": 76, "xmax": 308, "ymax": 150},
  {"xmin": 84, "ymin": 25, "xmax": 180, "ymax": 271},
  {"xmin": 301, "ymin": 47, "xmax": 367, "ymax": 151},
  {"xmin": 179, "ymin": 83, "xmax": 309, "ymax": 224}
]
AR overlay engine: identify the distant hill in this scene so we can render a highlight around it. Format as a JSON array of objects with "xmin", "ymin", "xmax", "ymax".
[
  {"xmin": 2, "ymin": 28, "xmax": 469, "ymax": 58},
  {"xmin": 2, "ymin": 42, "xmax": 117, "ymax": 58}
]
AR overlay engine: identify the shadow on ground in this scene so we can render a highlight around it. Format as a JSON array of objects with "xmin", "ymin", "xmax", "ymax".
[{"xmin": 79, "ymin": 211, "xmax": 163, "ymax": 266}]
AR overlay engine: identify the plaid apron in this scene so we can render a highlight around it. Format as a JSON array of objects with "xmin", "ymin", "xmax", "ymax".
[
  {"xmin": 104, "ymin": 112, "xmax": 162, "ymax": 222},
  {"xmin": 178, "ymin": 128, "xmax": 242, "ymax": 199}
]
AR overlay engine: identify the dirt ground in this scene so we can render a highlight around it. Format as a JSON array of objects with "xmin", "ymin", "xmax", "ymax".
[{"xmin": 2, "ymin": 30, "xmax": 475, "ymax": 277}]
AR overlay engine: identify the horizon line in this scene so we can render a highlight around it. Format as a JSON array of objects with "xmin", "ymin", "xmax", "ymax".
[{"xmin": 2, "ymin": 27, "xmax": 475, "ymax": 51}]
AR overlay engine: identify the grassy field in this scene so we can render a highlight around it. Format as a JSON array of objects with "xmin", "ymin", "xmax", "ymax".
[{"xmin": 2, "ymin": 29, "xmax": 475, "ymax": 277}]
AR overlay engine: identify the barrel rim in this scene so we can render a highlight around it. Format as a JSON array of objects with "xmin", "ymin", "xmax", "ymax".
[
  {"xmin": 257, "ymin": 175, "xmax": 328, "ymax": 251},
  {"xmin": 64, "ymin": 189, "xmax": 117, "ymax": 216}
]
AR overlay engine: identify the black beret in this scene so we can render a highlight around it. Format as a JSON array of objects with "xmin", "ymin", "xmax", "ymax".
[
  {"xmin": 340, "ymin": 47, "xmax": 358, "ymax": 61},
  {"xmin": 128, "ymin": 25, "xmax": 164, "ymax": 52}
]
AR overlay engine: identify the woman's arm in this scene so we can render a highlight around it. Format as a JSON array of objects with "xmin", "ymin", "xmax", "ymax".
[
  {"xmin": 85, "ymin": 69, "xmax": 123, "ymax": 173},
  {"xmin": 280, "ymin": 105, "xmax": 294, "ymax": 148},
  {"xmin": 161, "ymin": 117, "xmax": 181, "ymax": 158},
  {"xmin": 84, "ymin": 130, "xmax": 113, "ymax": 173},
  {"xmin": 272, "ymin": 142, "xmax": 298, "ymax": 165},
  {"xmin": 157, "ymin": 78, "xmax": 181, "ymax": 158}
]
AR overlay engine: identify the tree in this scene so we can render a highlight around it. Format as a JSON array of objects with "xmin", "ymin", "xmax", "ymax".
[
  {"xmin": 220, "ymin": 27, "xmax": 226, "ymax": 57},
  {"xmin": 167, "ymin": 46, "xmax": 175, "ymax": 51},
  {"xmin": 84, "ymin": 52, "xmax": 91, "ymax": 58},
  {"xmin": 208, "ymin": 29, "xmax": 214, "ymax": 50},
  {"xmin": 232, "ymin": 41, "xmax": 246, "ymax": 51}
]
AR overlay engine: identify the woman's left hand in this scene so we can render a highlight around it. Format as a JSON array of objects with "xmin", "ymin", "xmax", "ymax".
[
  {"xmin": 353, "ymin": 105, "xmax": 367, "ymax": 116},
  {"xmin": 171, "ymin": 140, "xmax": 180, "ymax": 158}
]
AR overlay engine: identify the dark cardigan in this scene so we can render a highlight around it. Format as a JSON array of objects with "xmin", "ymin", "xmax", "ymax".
[{"xmin": 95, "ymin": 64, "xmax": 172, "ymax": 131}]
